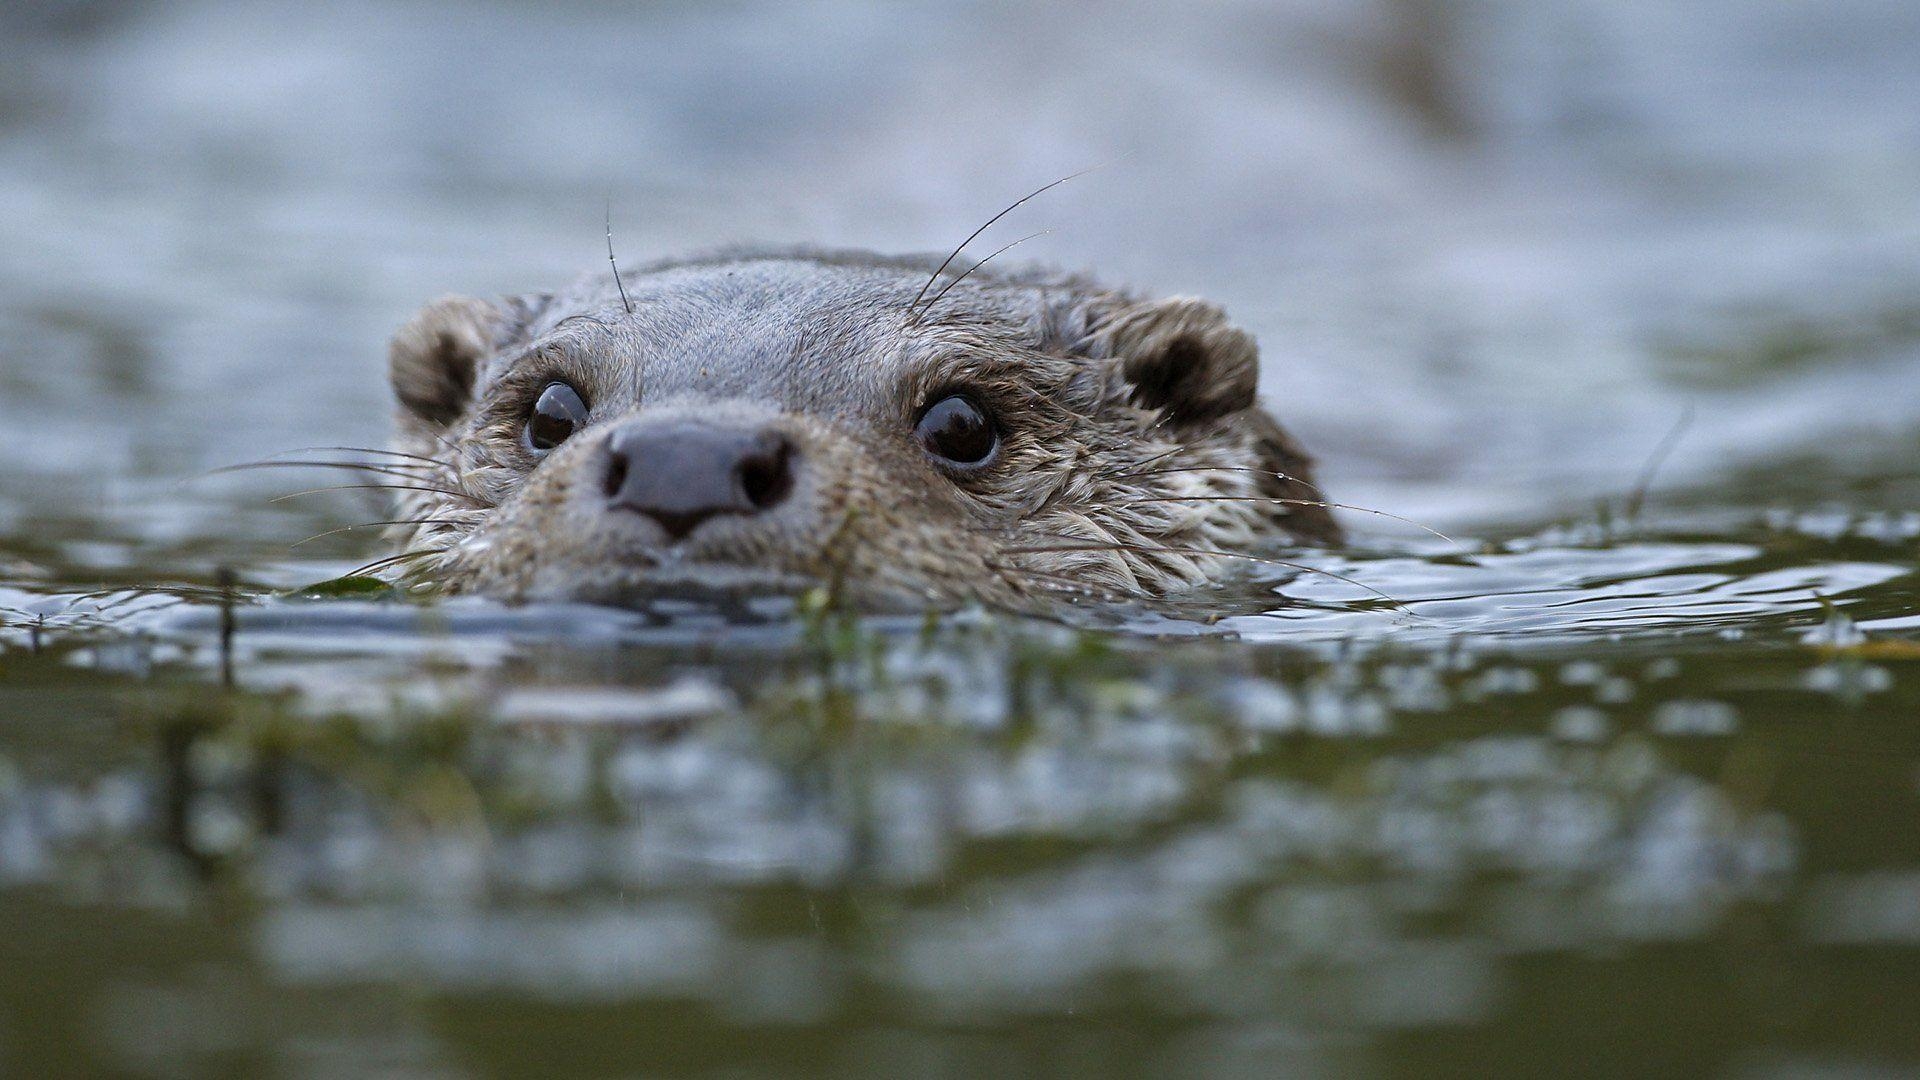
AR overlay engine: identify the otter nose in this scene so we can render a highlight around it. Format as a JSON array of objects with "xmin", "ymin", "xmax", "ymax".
[{"xmin": 602, "ymin": 422, "xmax": 796, "ymax": 540}]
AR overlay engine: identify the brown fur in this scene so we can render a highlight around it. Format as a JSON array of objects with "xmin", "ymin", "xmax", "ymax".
[{"xmin": 381, "ymin": 249, "xmax": 1341, "ymax": 612}]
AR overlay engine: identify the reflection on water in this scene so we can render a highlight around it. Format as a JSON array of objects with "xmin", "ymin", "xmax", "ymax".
[
  {"xmin": 3, "ymin": 0, "xmax": 1920, "ymax": 1075},
  {"xmin": 1, "ymin": 606, "xmax": 1917, "ymax": 1075}
]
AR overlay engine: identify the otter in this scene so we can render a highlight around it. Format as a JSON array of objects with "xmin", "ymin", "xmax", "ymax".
[{"xmin": 380, "ymin": 249, "xmax": 1340, "ymax": 612}]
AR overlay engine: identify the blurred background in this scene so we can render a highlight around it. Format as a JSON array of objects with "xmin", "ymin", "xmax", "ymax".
[{"xmin": 3, "ymin": 0, "xmax": 1919, "ymax": 549}]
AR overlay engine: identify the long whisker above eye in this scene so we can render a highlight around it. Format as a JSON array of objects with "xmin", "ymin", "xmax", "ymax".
[
  {"xmin": 999, "ymin": 539, "xmax": 1416, "ymax": 612},
  {"xmin": 907, "ymin": 164, "xmax": 1108, "ymax": 315},
  {"xmin": 909, "ymin": 229, "xmax": 1054, "ymax": 326},
  {"xmin": 552, "ymin": 312, "xmax": 619, "ymax": 334},
  {"xmin": 268, "ymin": 482, "xmax": 489, "ymax": 505},
  {"xmin": 1115, "ymin": 495, "xmax": 1456, "ymax": 545},
  {"xmin": 606, "ymin": 197, "xmax": 634, "ymax": 316}
]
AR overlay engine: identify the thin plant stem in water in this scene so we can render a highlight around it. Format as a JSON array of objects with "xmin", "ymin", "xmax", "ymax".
[
  {"xmin": 215, "ymin": 566, "xmax": 236, "ymax": 690},
  {"xmin": 1623, "ymin": 403, "xmax": 1696, "ymax": 525}
]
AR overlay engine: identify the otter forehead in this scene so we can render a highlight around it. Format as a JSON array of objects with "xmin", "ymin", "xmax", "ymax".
[{"xmin": 516, "ymin": 257, "xmax": 1049, "ymax": 414}]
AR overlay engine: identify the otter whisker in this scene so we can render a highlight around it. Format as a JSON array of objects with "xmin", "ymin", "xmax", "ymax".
[
  {"xmin": 269, "ymin": 482, "xmax": 490, "ymax": 506},
  {"xmin": 1106, "ymin": 445, "xmax": 1188, "ymax": 480},
  {"xmin": 551, "ymin": 312, "xmax": 621, "ymax": 334},
  {"xmin": 109, "ymin": 585, "xmax": 230, "ymax": 609},
  {"xmin": 1116, "ymin": 495, "xmax": 1455, "ymax": 545},
  {"xmin": 342, "ymin": 547, "xmax": 444, "ymax": 580},
  {"xmin": 268, "ymin": 445, "xmax": 447, "ymax": 467},
  {"xmin": 908, "ymin": 229, "xmax": 1054, "ymax": 327},
  {"xmin": 982, "ymin": 559, "xmax": 1116, "ymax": 598},
  {"xmin": 207, "ymin": 460, "xmax": 440, "ymax": 485},
  {"xmin": 291, "ymin": 518, "xmax": 471, "ymax": 549},
  {"xmin": 907, "ymin": 165, "xmax": 1105, "ymax": 315},
  {"xmin": 101, "ymin": 594, "xmax": 194, "ymax": 619},
  {"xmin": 1026, "ymin": 457, "xmax": 1080, "ymax": 517},
  {"xmin": 1109, "ymin": 463, "xmax": 1307, "ymax": 485},
  {"xmin": 606, "ymin": 197, "xmax": 634, "ymax": 316},
  {"xmin": 1004, "ymin": 577, "xmax": 1105, "ymax": 602},
  {"xmin": 1000, "ymin": 541, "xmax": 1411, "ymax": 610},
  {"xmin": 419, "ymin": 430, "xmax": 474, "ymax": 462},
  {"xmin": 63, "ymin": 589, "xmax": 171, "ymax": 617},
  {"xmin": 57, "ymin": 585, "xmax": 174, "ymax": 607}
]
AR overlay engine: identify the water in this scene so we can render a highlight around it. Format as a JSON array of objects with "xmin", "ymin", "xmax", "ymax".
[{"xmin": 2, "ymin": 1, "xmax": 1918, "ymax": 1076}]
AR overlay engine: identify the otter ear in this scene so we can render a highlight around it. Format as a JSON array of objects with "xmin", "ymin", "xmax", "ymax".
[
  {"xmin": 1096, "ymin": 296, "xmax": 1260, "ymax": 425},
  {"xmin": 389, "ymin": 295, "xmax": 507, "ymax": 431}
]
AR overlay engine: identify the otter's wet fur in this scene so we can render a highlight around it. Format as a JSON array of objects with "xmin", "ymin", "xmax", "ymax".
[{"xmin": 381, "ymin": 249, "xmax": 1341, "ymax": 612}]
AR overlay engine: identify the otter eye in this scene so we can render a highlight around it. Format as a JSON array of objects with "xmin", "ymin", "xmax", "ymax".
[
  {"xmin": 527, "ymin": 381, "xmax": 588, "ymax": 451},
  {"xmin": 915, "ymin": 394, "xmax": 997, "ymax": 467}
]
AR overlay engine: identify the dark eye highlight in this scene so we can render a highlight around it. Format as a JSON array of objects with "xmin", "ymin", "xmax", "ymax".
[
  {"xmin": 915, "ymin": 393, "xmax": 997, "ymax": 468},
  {"xmin": 527, "ymin": 381, "xmax": 588, "ymax": 451}
]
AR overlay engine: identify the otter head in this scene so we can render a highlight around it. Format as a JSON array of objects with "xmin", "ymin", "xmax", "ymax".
[{"xmin": 383, "ymin": 251, "xmax": 1339, "ymax": 612}]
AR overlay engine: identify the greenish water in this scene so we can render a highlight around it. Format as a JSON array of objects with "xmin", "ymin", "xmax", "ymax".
[
  {"xmin": 5, "ymin": 0, "xmax": 1920, "ymax": 1076},
  {"xmin": 3, "ymin": 515, "xmax": 1917, "ymax": 1077}
]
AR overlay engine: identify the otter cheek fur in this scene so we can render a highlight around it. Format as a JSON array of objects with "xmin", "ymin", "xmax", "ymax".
[{"xmin": 380, "ymin": 251, "xmax": 1341, "ymax": 612}]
